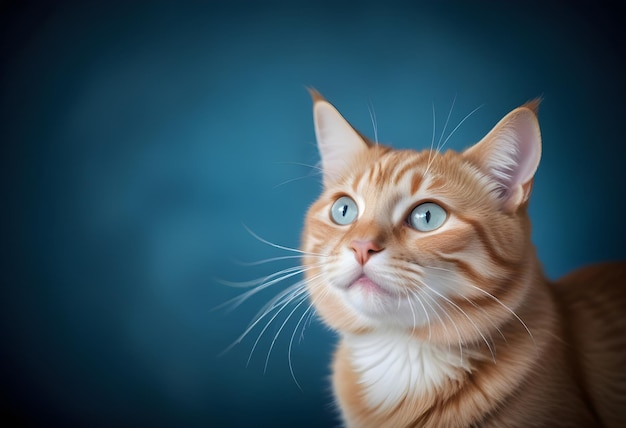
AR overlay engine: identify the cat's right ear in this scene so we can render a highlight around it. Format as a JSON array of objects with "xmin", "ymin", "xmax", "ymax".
[
  {"xmin": 310, "ymin": 89, "xmax": 370, "ymax": 187},
  {"xmin": 463, "ymin": 100, "xmax": 542, "ymax": 213}
]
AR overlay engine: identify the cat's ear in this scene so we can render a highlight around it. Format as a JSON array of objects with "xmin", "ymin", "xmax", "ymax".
[
  {"xmin": 310, "ymin": 89, "xmax": 370, "ymax": 186},
  {"xmin": 464, "ymin": 100, "xmax": 542, "ymax": 212}
]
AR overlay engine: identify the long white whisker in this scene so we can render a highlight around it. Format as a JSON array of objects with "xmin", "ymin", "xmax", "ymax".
[
  {"xmin": 232, "ymin": 255, "xmax": 325, "ymax": 267},
  {"xmin": 439, "ymin": 104, "xmax": 483, "ymax": 151},
  {"xmin": 424, "ymin": 102, "xmax": 437, "ymax": 177},
  {"xmin": 424, "ymin": 265, "xmax": 504, "ymax": 343},
  {"xmin": 288, "ymin": 303, "xmax": 315, "ymax": 391},
  {"xmin": 218, "ymin": 277, "xmax": 313, "ymax": 356},
  {"xmin": 462, "ymin": 281, "xmax": 535, "ymax": 348},
  {"xmin": 218, "ymin": 296, "xmax": 297, "ymax": 357},
  {"xmin": 300, "ymin": 304, "xmax": 317, "ymax": 343},
  {"xmin": 217, "ymin": 264, "xmax": 316, "ymax": 289},
  {"xmin": 420, "ymin": 289, "xmax": 460, "ymax": 358},
  {"xmin": 458, "ymin": 293, "xmax": 506, "ymax": 342},
  {"xmin": 405, "ymin": 290, "xmax": 418, "ymax": 335},
  {"xmin": 424, "ymin": 265, "xmax": 454, "ymax": 273},
  {"xmin": 247, "ymin": 286, "xmax": 311, "ymax": 367},
  {"xmin": 273, "ymin": 161, "xmax": 324, "ymax": 173},
  {"xmin": 244, "ymin": 273, "xmax": 326, "ymax": 367},
  {"xmin": 424, "ymin": 264, "xmax": 534, "ymax": 347},
  {"xmin": 407, "ymin": 288, "xmax": 431, "ymax": 341},
  {"xmin": 422, "ymin": 282, "xmax": 496, "ymax": 362},
  {"xmin": 264, "ymin": 294, "xmax": 310, "ymax": 373},
  {"xmin": 214, "ymin": 265, "xmax": 320, "ymax": 311},
  {"xmin": 243, "ymin": 224, "xmax": 327, "ymax": 257},
  {"xmin": 368, "ymin": 101, "xmax": 379, "ymax": 144},
  {"xmin": 436, "ymin": 95, "xmax": 456, "ymax": 153},
  {"xmin": 249, "ymin": 273, "xmax": 322, "ymax": 328}
]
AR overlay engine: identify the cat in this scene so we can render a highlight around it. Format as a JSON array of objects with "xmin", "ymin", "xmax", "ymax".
[{"xmin": 300, "ymin": 90, "xmax": 626, "ymax": 427}]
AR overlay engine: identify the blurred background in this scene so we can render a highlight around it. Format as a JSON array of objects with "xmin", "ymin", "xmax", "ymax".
[{"xmin": 1, "ymin": 0, "xmax": 625, "ymax": 426}]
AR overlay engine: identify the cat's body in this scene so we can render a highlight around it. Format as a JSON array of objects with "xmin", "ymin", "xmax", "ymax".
[{"xmin": 301, "ymin": 91, "xmax": 626, "ymax": 427}]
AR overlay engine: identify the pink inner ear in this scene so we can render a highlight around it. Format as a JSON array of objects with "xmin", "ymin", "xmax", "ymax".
[
  {"xmin": 512, "ymin": 114, "xmax": 541, "ymax": 188},
  {"xmin": 313, "ymin": 100, "xmax": 369, "ymax": 185},
  {"xmin": 465, "ymin": 106, "xmax": 541, "ymax": 206}
]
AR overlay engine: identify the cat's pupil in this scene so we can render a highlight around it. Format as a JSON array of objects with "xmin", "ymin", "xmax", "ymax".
[
  {"xmin": 425, "ymin": 210, "xmax": 431, "ymax": 223},
  {"xmin": 342, "ymin": 205, "xmax": 348, "ymax": 217}
]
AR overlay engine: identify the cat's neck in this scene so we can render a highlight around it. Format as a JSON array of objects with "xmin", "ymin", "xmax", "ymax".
[{"xmin": 344, "ymin": 330, "xmax": 477, "ymax": 410}]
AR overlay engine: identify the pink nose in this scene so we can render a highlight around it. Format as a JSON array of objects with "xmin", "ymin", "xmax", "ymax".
[{"xmin": 350, "ymin": 240, "xmax": 383, "ymax": 265}]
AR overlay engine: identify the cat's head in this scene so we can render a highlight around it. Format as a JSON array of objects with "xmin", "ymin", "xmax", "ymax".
[{"xmin": 301, "ymin": 91, "xmax": 541, "ymax": 344}]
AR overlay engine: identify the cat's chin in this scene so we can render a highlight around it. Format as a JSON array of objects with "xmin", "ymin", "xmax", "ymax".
[
  {"xmin": 343, "ymin": 275, "xmax": 393, "ymax": 315},
  {"xmin": 347, "ymin": 275, "xmax": 390, "ymax": 295},
  {"xmin": 342, "ymin": 275, "xmax": 426, "ymax": 327}
]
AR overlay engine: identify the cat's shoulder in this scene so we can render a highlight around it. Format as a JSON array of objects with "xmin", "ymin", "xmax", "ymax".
[
  {"xmin": 553, "ymin": 261, "xmax": 626, "ymax": 304},
  {"xmin": 552, "ymin": 262, "xmax": 626, "ymax": 428},
  {"xmin": 552, "ymin": 261, "xmax": 626, "ymax": 340}
]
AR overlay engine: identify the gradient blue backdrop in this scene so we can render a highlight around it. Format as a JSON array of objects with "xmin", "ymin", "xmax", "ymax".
[{"xmin": 2, "ymin": 1, "xmax": 625, "ymax": 426}]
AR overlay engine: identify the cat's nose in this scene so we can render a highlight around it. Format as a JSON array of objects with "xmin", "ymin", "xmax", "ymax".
[{"xmin": 350, "ymin": 240, "xmax": 383, "ymax": 265}]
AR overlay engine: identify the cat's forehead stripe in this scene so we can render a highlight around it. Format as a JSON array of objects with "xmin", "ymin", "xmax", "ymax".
[
  {"xmin": 392, "ymin": 157, "xmax": 423, "ymax": 186},
  {"xmin": 410, "ymin": 172, "xmax": 424, "ymax": 195},
  {"xmin": 393, "ymin": 151, "xmax": 422, "ymax": 185}
]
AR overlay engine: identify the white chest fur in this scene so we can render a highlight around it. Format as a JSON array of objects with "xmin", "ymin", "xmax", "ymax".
[{"xmin": 345, "ymin": 332, "xmax": 473, "ymax": 410}]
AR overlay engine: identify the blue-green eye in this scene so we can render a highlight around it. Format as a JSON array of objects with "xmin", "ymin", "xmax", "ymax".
[
  {"xmin": 330, "ymin": 196, "xmax": 358, "ymax": 225},
  {"xmin": 409, "ymin": 202, "xmax": 447, "ymax": 232}
]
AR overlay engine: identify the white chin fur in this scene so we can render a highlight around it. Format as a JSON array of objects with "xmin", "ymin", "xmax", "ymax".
[{"xmin": 343, "ymin": 286, "xmax": 431, "ymax": 328}]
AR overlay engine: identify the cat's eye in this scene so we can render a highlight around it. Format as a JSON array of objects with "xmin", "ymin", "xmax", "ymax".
[
  {"xmin": 330, "ymin": 196, "xmax": 358, "ymax": 225},
  {"xmin": 409, "ymin": 202, "xmax": 447, "ymax": 232}
]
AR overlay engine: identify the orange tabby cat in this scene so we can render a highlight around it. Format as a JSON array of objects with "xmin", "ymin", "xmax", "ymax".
[{"xmin": 301, "ymin": 90, "xmax": 626, "ymax": 427}]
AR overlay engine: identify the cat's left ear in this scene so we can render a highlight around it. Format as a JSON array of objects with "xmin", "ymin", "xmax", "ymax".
[
  {"xmin": 310, "ymin": 89, "xmax": 371, "ymax": 187},
  {"xmin": 464, "ymin": 100, "xmax": 542, "ymax": 212}
]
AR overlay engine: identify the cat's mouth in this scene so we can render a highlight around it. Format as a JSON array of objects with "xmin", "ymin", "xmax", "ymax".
[{"xmin": 348, "ymin": 275, "xmax": 390, "ymax": 295}]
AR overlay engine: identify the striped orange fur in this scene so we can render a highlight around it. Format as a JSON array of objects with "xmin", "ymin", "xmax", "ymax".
[{"xmin": 301, "ymin": 92, "xmax": 626, "ymax": 427}]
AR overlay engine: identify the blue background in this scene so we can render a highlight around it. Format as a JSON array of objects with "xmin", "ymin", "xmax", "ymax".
[{"xmin": 2, "ymin": 1, "xmax": 625, "ymax": 426}]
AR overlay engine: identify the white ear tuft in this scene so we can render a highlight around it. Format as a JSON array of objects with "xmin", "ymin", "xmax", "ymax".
[
  {"xmin": 464, "ymin": 104, "xmax": 542, "ymax": 211},
  {"xmin": 312, "ymin": 93, "xmax": 369, "ymax": 186}
]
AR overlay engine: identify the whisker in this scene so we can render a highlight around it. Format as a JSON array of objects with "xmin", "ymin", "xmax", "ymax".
[
  {"xmin": 420, "ymin": 288, "xmax": 461, "ymax": 358},
  {"xmin": 424, "ymin": 264, "xmax": 534, "ymax": 347},
  {"xmin": 458, "ymin": 293, "xmax": 507, "ymax": 343},
  {"xmin": 247, "ymin": 286, "xmax": 311, "ymax": 367},
  {"xmin": 421, "ymin": 282, "xmax": 496, "ymax": 362},
  {"xmin": 424, "ymin": 102, "xmax": 437, "ymax": 178},
  {"xmin": 436, "ymin": 94, "xmax": 456, "ymax": 153},
  {"xmin": 406, "ymin": 288, "xmax": 431, "ymax": 341},
  {"xmin": 393, "ymin": 261, "xmax": 459, "ymax": 354},
  {"xmin": 243, "ymin": 224, "xmax": 327, "ymax": 257},
  {"xmin": 424, "ymin": 265, "xmax": 454, "ymax": 274},
  {"xmin": 214, "ymin": 264, "xmax": 319, "ymax": 311},
  {"xmin": 405, "ymin": 289, "xmax": 418, "ymax": 335},
  {"xmin": 217, "ymin": 264, "xmax": 315, "ymax": 288},
  {"xmin": 425, "ymin": 95, "xmax": 455, "ymax": 177},
  {"xmin": 300, "ymin": 304, "xmax": 317, "ymax": 343},
  {"xmin": 439, "ymin": 104, "xmax": 483, "ymax": 151},
  {"xmin": 232, "ymin": 255, "xmax": 324, "ymax": 267},
  {"xmin": 462, "ymin": 281, "xmax": 535, "ymax": 348},
  {"xmin": 249, "ymin": 273, "xmax": 322, "ymax": 328},
  {"xmin": 242, "ymin": 273, "xmax": 326, "ymax": 369},
  {"xmin": 273, "ymin": 175, "xmax": 317, "ymax": 189},
  {"xmin": 273, "ymin": 161, "xmax": 324, "ymax": 173},
  {"xmin": 218, "ymin": 277, "xmax": 314, "ymax": 356},
  {"xmin": 288, "ymin": 302, "xmax": 316, "ymax": 391},
  {"xmin": 423, "ymin": 264, "xmax": 506, "ymax": 343},
  {"xmin": 218, "ymin": 292, "xmax": 299, "ymax": 357},
  {"xmin": 368, "ymin": 101, "xmax": 379, "ymax": 144},
  {"xmin": 264, "ymin": 294, "xmax": 311, "ymax": 373}
]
